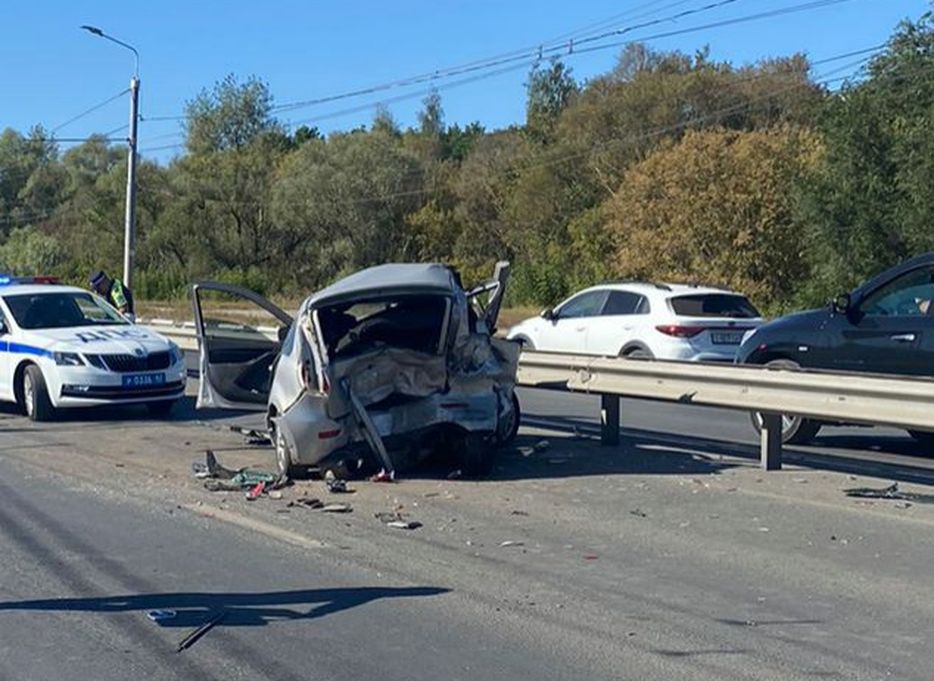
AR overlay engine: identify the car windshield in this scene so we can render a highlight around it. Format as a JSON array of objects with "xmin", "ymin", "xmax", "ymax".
[
  {"xmin": 317, "ymin": 294, "xmax": 449, "ymax": 360},
  {"xmin": 669, "ymin": 294, "xmax": 760, "ymax": 318},
  {"xmin": 4, "ymin": 291, "xmax": 128, "ymax": 329}
]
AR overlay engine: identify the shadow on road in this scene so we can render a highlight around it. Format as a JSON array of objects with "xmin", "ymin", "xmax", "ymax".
[
  {"xmin": 0, "ymin": 586, "xmax": 449, "ymax": 628},
  {"xmin": 510, "ymin": 413, "xmax": 934, "ymax": 486}
]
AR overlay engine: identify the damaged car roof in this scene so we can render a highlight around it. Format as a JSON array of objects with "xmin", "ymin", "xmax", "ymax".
[{"xmin": 305, "ymin": 263, "xmax": 460, "ymax": 309}]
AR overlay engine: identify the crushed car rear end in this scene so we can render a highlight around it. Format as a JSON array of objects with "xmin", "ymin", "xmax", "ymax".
[{"xmin": 270, "ymin": 262, "xmax": 519, "ymax": 476}]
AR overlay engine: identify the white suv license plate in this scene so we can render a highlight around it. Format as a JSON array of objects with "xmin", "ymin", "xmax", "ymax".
[
  {"xmin": 122, "ymin": 373, "xmax": 166, "ymax": 388},
  {"xmin": 710, "ymin": 332, "xmax": 743, "ymax": 345}
]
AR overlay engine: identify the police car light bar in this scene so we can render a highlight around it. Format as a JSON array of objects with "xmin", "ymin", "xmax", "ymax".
[{"xmin": 0, "ymin": 274, "xmax": 61, "ymax": 286}]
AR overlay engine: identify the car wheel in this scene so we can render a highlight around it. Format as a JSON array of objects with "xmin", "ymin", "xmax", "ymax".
[
  {"xmin": 516, "ymin": 336, "xmax": 535, "ymax": 351},
  {"xmin": 908, "ymin": 430, "xmax": 934, "ymax": 452},
  {"xmin": 625, "ymin": 348, "xmax": 653, "ymax": 360},
  {"xmin": 271, "ymin": 419, "xmax": 294, "ymax": 477},
  {"xmin": 146, "ymin": 399, "xmax": 177, "ymax": 417},
  {"xmin": 496, "ymin": 392, "xmax": 521, "ymax": 445},
  {"xmin": 749, "ymin": 359, "xmax": 821, "ymax": 444},
  {"xmin": 22, "ymin": 365, "xmax": 55, "ymax": 422}
]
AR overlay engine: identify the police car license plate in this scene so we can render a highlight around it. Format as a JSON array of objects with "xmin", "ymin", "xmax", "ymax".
[
  {"xmin": 122, "ymin": 373, "xmax": 166, "ymax": 388},
  {"xmin": 710, "ymin": 332, "xmax": 743, "ymax": 345}
]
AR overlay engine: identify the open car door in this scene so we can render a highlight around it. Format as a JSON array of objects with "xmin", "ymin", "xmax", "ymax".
[
  {"xmin": 467, "ymin": 261, "xmax": 510, "ymax": 333},
  {"xmin": 191, "ymin": 282, "xmax": 293, "ymax": 410}
]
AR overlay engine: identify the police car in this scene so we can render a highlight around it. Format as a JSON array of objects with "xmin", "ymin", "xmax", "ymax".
[{"xmin": 0, "ymin": 275, "xmax": 186, "ymax": 421}]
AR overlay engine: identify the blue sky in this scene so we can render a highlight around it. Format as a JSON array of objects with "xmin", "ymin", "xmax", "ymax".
[{"xmin": 1, "ymin": 0, "xmax": 928, "ymax": 163}]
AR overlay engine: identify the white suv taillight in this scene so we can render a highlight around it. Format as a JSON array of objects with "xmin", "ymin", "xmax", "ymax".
[{"xmin": 655, "ymin": 325, "xmax": 705, "ymax": 338}]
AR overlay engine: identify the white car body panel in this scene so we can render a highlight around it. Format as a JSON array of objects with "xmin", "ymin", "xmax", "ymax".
[{"xmin": 0, "ymin": 284, "xmax": 185, "ymax": 408}]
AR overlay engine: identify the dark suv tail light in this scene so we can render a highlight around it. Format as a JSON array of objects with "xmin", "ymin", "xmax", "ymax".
[{"xmin": 655, "ymin": 325, "xmax": 705, "ymax": 338}]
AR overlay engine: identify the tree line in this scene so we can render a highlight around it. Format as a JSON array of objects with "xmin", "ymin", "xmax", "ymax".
[{"xmin": 2, "ymin": 13, "xmax": 933, "ymax": 315}]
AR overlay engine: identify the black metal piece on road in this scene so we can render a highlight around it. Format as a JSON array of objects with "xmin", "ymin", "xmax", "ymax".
[
  {"xmin": 600, "ymin": 394, "xmax": 620, "ymax": 446},
  {"xmin": 176, "ymin": 609, "xmax": 227, "ymax": 653},
  {"xmin": 760, "ymin": 412, "xmax": 783, "ymax": 471}
]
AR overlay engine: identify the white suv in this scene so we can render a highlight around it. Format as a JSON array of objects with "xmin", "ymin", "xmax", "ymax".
[{"xmin": 507, "ymin": 282, "xmax": 763, "ymax": 361}]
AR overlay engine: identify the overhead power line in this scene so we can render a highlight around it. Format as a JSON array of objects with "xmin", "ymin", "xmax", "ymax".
[
  {"xmin": 138, "ymin": 0, "xmax": 871, "ymax": 153},
  {"xmin": 138, "ymin": 0, "xmax": 748, "ymax": 124},
  {"xmin": 51, "ymin": 88, "xmax": 129, "ymax": 133}
]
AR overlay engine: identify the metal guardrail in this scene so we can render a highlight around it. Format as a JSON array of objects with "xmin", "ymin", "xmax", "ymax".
[
  {"xmin": 143, "ymin": 321, "xmax": 934, "ymax": 472},
  {"xmin": 518, "ymin": 351, "xmax": 934, "ymax": 470}
]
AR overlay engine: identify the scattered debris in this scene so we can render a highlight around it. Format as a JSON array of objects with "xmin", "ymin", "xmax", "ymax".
[
  {"xmin": 375, "ymin": 511, "xmax": 421, "ymax": 529},
  {"xmin": 325, "ymin": 470, "xmax": 353, "ymax": 494},
  {"xmin": 387, "ymin": 520, "xmax": 423, "ymax": 530},
  {"xmin": 447, "ymin": 469, "xmax": 463, "ymax": 480},
  {"xmin": 533, "ymin": 440, "xmax": 550, "ymax": 452},
  {"xmin": 229, "ymin": 425, "xmax": 272, "ymax": 446},
  {"xmin": 246, "ymin": 481, "xmax": 266, "ymax": 501},
  {"xmin": 500, "ymin": 540, "xmax": 524, "ymax": 548},
  {"xmin": 197, "ymin": 450, "xmax": 286, "ymax": 493},
  {"xmin": 288, "ymin": 497, "xmax": 324, "ymax": 510},
  {"xmin": 510, "ymin": 510, "xmax": 529, "ymax": 516},
  {"xmin": 583, "ymin": 554, "xmax": 599, "ymax": 561},
  {"xmin": 176, "ymin": 609, "xmax": 227, "ymax": 653},
  {"xmin": 369, "ymin": 469, "xmax": 395, "ymax": 483},
  {"xmin": 844, "ymin": 482, "xmax": 934, "ymax": 504},
  {"xmin": 269, "ymin": 491, "xmax": 283, "ymax": 500},
  {"xmin": 146, "ymin": 609, "xmax": 177, "ymax": 623},
  {"xmin": 518, "ymin": 446, "xmax": 534, "ymax": 457},
  {"xmin": 629, "ymin": 509, "xmax": 647, "ymax": 518},
  {"xmin": 321, "ymin": 503, "xmax": 353, "ymax": 513}
]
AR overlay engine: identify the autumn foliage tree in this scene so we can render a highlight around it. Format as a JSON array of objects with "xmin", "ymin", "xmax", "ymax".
[{"xmin": 606, "ymin": 127, "xmax": 822, "ymax": 311}]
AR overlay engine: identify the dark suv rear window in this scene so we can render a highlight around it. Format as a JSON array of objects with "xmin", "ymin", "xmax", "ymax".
[{"xmin": 668, "ymin": 294, "xmax": 760, "ymax": 318}]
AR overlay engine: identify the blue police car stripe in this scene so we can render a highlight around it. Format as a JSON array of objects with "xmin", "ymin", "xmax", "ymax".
[{"xmin": 0, "ymin": 342, "xmax": 52, "ymax": 358}]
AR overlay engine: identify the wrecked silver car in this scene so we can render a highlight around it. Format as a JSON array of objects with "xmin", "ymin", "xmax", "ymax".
[{"xmin": 191, "ymin": 262, "xmax": 520, "ymax": 477}]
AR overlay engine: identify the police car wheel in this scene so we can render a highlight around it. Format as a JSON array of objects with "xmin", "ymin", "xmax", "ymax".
[{"xmin": 22, "ymin": 365, "xmax": 55, "ymax": 422}]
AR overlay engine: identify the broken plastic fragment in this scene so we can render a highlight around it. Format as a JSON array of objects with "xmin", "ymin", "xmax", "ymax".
[
  {"xmin": 321, "ymin": 503, "xmax": 353, "ymax": 513},
  {"xmin": 387, "ymin": 520, "xmax": 422, "ymax": 530}
]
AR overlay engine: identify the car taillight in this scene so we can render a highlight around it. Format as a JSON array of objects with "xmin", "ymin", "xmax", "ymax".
[
  {"xmin": 318, "ymin": 428, "xmax": 341, "ymax": 440},
  {"xmin": 655, "ymin": 325, "xmax": 705, "ymax": 338}
]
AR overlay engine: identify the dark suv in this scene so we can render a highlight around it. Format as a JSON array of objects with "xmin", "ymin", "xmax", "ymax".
[{"xmin": 737, "ymin": 253, "xmax": 934, "ymax": 444}]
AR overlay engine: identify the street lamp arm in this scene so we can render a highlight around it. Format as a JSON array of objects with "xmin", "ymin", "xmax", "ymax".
[{"xmin": 80, "ymin": 25, "xmax": 139, "ymax": 77}]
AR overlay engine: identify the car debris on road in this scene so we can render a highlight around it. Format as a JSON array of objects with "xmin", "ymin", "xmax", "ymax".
[
  {"xmin": 844, "ymin": 482, "xmax": 934, "ymax": 504},
  {"xmin": 194, "ymin": 450, "xmax": 285, "ymax": 493},
  {"xmin": 176, "ymin": 609, "xmax": 227, "ymax": 653}
]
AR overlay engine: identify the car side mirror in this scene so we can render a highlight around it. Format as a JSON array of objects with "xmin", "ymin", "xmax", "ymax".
[
  {"xmin": 540, "ymin": 307, "xmax": 555, "ymax": 321},
  {"xmin": 831, "ymin": 292, "xmax": 851, "ymax": 315}
]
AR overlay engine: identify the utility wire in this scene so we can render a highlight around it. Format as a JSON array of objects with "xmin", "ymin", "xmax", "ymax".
[
  {"xmin": 139, "ymin": 1, "xmax": 872, "ymax": 153},
  {"xmin": 139, "ymin": 0, "xmax": 747, "ymax": 123},
  {"xmin": 50, "ymin": 88, "xmax": 129, "ymax": 133},
  {"xmin": 134, "ymin": 52, "xmax": 877, "ymax": 207}
]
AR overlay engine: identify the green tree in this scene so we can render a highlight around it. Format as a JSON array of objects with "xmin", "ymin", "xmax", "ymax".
[
  {"xmin": 797, "ymin": 12, "xmax": 934, "ymax": 304},
  {"xmin": 525, "ymin": 59, "xmax": 578, "ymax": 143}
]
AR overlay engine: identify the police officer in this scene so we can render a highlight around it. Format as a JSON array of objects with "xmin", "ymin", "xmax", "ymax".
[{"xmin": 89, "ymin": 270, "xmax": 135, "ymax": 318}]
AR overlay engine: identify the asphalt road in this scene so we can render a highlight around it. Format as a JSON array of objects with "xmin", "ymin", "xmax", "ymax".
[{"xmin": 1, "ymin": 386, "xmax": 933, "ymax": 680}]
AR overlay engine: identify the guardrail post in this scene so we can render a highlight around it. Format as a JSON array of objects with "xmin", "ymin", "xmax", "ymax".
[
  {"xmin": 759, "ymin": 413, "xmax": 783, "ymax": 471},
  {"xmin": 600, "ymin": 394, "xmax": 620, "ymax": 446}
]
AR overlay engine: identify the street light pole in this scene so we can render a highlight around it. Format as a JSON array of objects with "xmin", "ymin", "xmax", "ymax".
[{"xmin": 81, "ymin": 25, "xmax": 140, "ymax": 290}]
